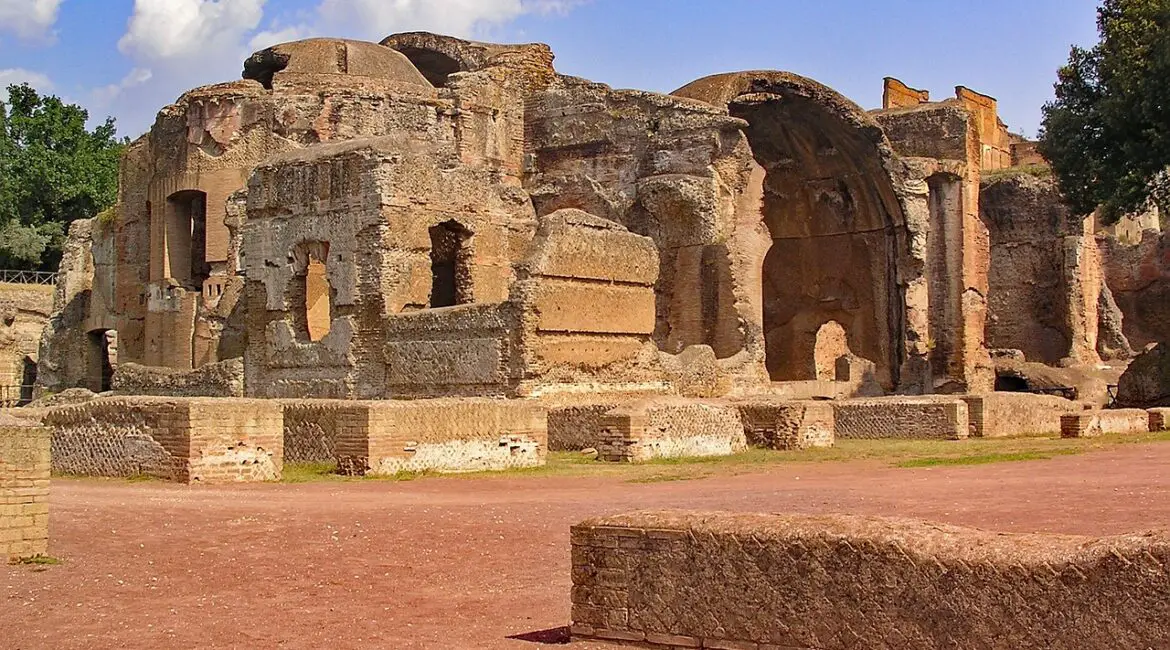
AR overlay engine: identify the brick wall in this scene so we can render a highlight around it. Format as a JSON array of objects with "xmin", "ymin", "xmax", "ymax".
[
  {"xmin": 571, "ymin": 510, "xmax": 1170, "ymax": 649},
  {"xmin": 598, "ymin": 399, "xmax": 745, "ymax": 462},
  {"xmin": 961, "ymin": 393, "xmax": 1086, "ymax": 437},
  {"xmin": 1060, "ymin": 409, "xmax": 1151, "ymax": 439},
  {"xmin": 333, "ymin": 398, "xmax": 547, "ymax": 475},
  {"xmin": 45, "ymin": 397, "xmax": 283, "ymax": 483},
  {"xmin": 0, "ymin": 423, "xmax": 50, "ymax": 561},
  {"xmin": 1150, "ymin": 408, "xmax": 1170, "ymax": 432},
  {"xmin": 833, "ymin": 397, "xmax": 969, "ymax": 440}
]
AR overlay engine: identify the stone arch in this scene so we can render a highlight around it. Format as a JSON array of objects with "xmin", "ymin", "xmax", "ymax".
[{"xmin": 674, "ymin": 71, "xmax": 909, "ymax": 388}]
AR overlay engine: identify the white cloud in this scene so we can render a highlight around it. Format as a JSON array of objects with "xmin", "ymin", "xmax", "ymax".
[
  {"xmin": 118, "ymin": 0, "xmax": 266, "ymax": 61},
  {"xmin": 90, "ymin": 68, "xmax": 154, "ymax": 106},
  {"xmin": 312, "ymin": 0, "xmax": 580, "ymax": 41},
  {"xmin": 0, "ymin": 68, "xmax": 54, "ymax": 102},
  {"xmin": 0, "ymin": 0, "xmax": 63, "ymax": 41}
]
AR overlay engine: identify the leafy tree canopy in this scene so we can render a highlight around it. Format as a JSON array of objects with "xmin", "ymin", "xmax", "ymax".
[
  {"xmin": 0, "ymin": 84, "xmax": 125, "ymax": 270},
  {"xmin": 1039, "ymin": 0, "xmax": 1170, "ymax": 224}
]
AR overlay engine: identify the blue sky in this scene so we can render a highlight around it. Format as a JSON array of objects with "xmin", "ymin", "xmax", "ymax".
[{"xmin": 0, "ymin": 0, "xmax": 1102, "ymax": 139}]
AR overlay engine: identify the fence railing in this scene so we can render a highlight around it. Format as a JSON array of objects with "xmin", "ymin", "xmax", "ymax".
[
  {"xmin": 0, "ymin": 270, "xmax": 57, "ymax": 286},
  {"xmin": 0, "ymin": 385, "xmax": 35, "ymax": 408}
]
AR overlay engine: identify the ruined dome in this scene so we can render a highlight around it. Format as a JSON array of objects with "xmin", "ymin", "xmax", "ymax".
[{"xmin": 243, "ymin": 38, "xmax": 433, "ymax": 89}]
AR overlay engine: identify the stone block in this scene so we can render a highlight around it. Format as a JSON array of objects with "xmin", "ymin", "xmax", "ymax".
[
  {"xmin": 0, "ymin": 423, "xmax": 50, "ymax": 561},
  {"xmin": 571, "ymin": 510, "xmax": 1170, "ymax": 649},
  {"xmin": 833, "ymin": 396, "xmax": 969, "ymax": 440},
  {"xmin": 598, "ymin": 398, "xmax": 745, "ymax": 462},
  {"xmin": 534, "ymin": 282, "xmax": 656, "ymax": 335},
  {"xmin": 1060, "ymin": 409, "xmax": 1151, "ymax": 439},
  {"xmin": 732, "ymin": 399, "xmax": 835, "ymax": 450},
  {"xmin": 332, "ymin": 398, "xmax": 547, "ymax": 475},
  {"xmin": 44, "ymin": 397, "xmax": 283, "ymax": 483},
  {"xmin": 961, "ymin": 393, "xmax": 1086, "ymax": 437}
]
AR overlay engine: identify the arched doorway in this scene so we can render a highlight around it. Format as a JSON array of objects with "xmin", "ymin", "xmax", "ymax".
[{"xmin": 674, "ymin": 72, "xmax": 909, "ymax": 389}]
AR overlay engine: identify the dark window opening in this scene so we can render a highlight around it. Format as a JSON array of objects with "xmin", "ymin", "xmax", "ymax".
[
  {"xmin": 398, "ymin": 47, "xmax": 462, "ymax": 87},
  {"xmin": 87, "ymin": 330, "xmax": 114, "ymax": 393},
  {"xmin": 429, "ymin": 220, "xmax": 473, "ymax": 308},
  {"xmin": 994, "ymin": 374, "xmax": 1030, "ymax": 392},
  {"xmin": 19, "ymin": 357, "xmax": 36, "ymax": 405},
  {"xmin": 166, "ymin": 190, "xmax": 210, "ymax": 291}
]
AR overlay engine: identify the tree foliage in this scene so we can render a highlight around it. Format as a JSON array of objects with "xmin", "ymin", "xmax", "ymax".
[
  {"xmin": 0, "ymin": 84, "xmax": 125, "ymax": 270},
  {"xmin": 1039, "ymin": 0, "xmax": 1170, "ymax": 223}
]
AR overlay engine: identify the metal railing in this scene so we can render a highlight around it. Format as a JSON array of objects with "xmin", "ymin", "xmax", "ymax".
[
  {"xmin": 0, "ymin": 270, "xmax": 57, "ymax": 285},
  {"xmin": 0, "ymin": 385, "xmax": 35, "ymax": 408}
]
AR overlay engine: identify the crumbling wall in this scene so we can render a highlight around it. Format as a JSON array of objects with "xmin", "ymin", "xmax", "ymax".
[
  {"xmin": 1100, "ymin": 230, "xmax": 1170, "ymax": 349},
  {"xmin": 45, "ymin": 397, "xmax": 282, "ymax": 482},
  {"xmin": 571, "ymin": 511, "xmax": 1170, "ymax": 649},
  {"xmin": 0, "ymin": 282, "xmax": 53, "ymax": 402},
  {"xmin": 526, "ymin": 75, "xmax": 768, "ymax": 389},
  {"xmin": 333, "ymin": 398, "xmax": 546, "ymax": 475},
  {"xmin": 0, "ymin": 419, "xmax": 50, "ymax": 561},
  {"xmin": 980, "ymin": 173, "xmax": 1103, "ymax": 365},
  {"xmin": 111, "ymin": 359, "xmax": 244, "ymax": 397},
  {"xmin": 598, "ymin": 398, "xmax": 745, "ymax": 462}
]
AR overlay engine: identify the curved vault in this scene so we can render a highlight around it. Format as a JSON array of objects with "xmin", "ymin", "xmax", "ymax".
[{"xmin": 675, "ymin": 72, "xmax": 908, "ymax": 387}]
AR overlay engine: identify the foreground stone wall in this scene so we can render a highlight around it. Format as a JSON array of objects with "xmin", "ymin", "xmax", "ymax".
[
  {"xmin": 334, "ymin": 399, "xmax": 547, "ymax": 475},
  {"xmin": 571, "ymin": 511, "xmax": 1170, "ymax": 649},
  {"xmin": 45, "ymin": 397, "xmax": 282, "ymax": 483},
  {"xmin": 961, "ymin": 392, "xmax": 1086, "ymax": 437},
  {"xmin": 0, "ymin": 422, "xmax": 50, "ymax": 561},
  {"xmin": 833, "ymin": 397, "xmax": 969, "ymax": 440}
]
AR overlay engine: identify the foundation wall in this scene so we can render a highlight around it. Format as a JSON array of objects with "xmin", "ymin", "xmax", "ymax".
[
  {"xmin": 280, "ymin": 400, "xmax": 347, "ymax": 464},
  {"xmin": 45, "ymin": 397, "xmax": 282, "ymax": 483},
  {"xmin": 0, "ymin": 425, "xmax": 50, "ymax": 561},
  {"xmin": 598, "ymin": 399, "xmax": 746, "ymax": 462},
  {"xmin": 333, "ymin": 399, "xmax": 547, "ymax": 475},
  {"xmin": 1060, "ymin": 409, "xmax": 1151, "ymax": 439},
  {"xmin": 833, "ymin": 397, "xmax": 969, "ymax": 440},
  {"xmin": 570, "ymin": 511, "xmax": 1170, "ymax": 649},
  {"xmin": 961, "ymin": 393, "xmax": 1086, "ymax": 437}
]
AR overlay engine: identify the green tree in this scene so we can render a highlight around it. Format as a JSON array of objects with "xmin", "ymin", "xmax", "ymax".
[
  {"xmin": 0, "ymin": 84, "xmax": 125, "ymax": 270},
  {"xmin": 1039, "ymin": 0, "xmax": 1170, "ymax": 224}
]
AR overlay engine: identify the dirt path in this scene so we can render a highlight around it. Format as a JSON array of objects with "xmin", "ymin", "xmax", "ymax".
[{"xmin": 5, "ymin": 442, "xmax": 1170, "ymax": 649}]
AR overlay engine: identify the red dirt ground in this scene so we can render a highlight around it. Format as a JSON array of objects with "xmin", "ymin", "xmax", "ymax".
[{"xmin": 5, "ymin": 442, "xmax": 1170, "ymax": 649}]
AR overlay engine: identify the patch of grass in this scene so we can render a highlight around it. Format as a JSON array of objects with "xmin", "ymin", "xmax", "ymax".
[
  {"xmin": 281, "ymin": 461, "xmax": 341, "ymax": 484},
  {"xmin": 9, "ymin": 555, "xmax": 61, "ymax": 567},
  {"xmin": 626, "ymin": 472, "xmax": 710, "ymax": 484},
  {"xmin": 895, "ymin": 448, "xmax": 1082, "ymax": 468}
]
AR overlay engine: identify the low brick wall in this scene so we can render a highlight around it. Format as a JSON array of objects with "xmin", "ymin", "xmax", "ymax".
[
  {"xmin": 1061, "ymin": 408, "xmax": 1152, "ymax": 438},
  {"xmin": 335, "ymin": 399, "xmax": 547, "ymax": 476},
  {"xmin": 45, "ymin": 397, "xmax": 283, "ymax": 483},
  {"xmin": 571, "ymin": 511, "xmax": 1170, "ymax": 649},
  {"xmin": 111, "ymin": 359, "xmax": 245, "ymax": 398},
  {"xmin": 962, "ymin": 392, "xmax": 1087, "ymax": 437},
  {"xmin": 731, "ymin": 399, "xmax": 834, "ymax": 450},
  {"xmin": 833, "ymin": 396, "xmax": 969, "ymax": 440},
  {"xmin": 598, "ymin": 399, "xmax": 746, "ymax": 462},
  {"xmin": 0, "ymin": 423, "xmax": 50, "ymax": 561},
  {"xmin": 280, "ymin": 400, "xmax": 347, "ymax": 463}
]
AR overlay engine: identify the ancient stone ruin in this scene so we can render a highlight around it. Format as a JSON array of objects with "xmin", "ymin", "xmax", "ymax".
[{"xmin": 6, "ymin": 32, "xmax": 1166, "ymax": 479}]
